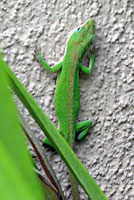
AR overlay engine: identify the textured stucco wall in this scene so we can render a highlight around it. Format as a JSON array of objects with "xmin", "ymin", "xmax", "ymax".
[{"xmin": 1, "ymin": 0, "xmax": 134, "ymax": 199}]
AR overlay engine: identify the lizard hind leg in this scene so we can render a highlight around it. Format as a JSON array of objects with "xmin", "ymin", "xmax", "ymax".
[
  {"xmin": 43, "ymin": 137, "xmax": 56, "ymax": 152},
  {"xmin": 75, "ymin": 120, "xmax": 93, "ymax": 141},
  {"xmin": 43, "ymin": 124, "xmax": 62, "ymax": 152}
]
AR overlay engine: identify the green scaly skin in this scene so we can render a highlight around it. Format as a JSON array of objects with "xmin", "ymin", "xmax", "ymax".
[
  {"xmin": 36, "ymin": 19, "xmax": 95, "ymax": 149},
  {"xmin": 36, "ymin": 19, "xmax": 95, "ymax": 200}
]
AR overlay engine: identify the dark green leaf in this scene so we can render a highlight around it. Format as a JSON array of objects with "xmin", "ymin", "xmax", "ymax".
[{"xmin": 20, "ymin": 116, "xmax": 65, "ymax": 200}]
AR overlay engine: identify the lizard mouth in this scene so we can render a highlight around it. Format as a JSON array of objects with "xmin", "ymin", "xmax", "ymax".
[{"xmin": 86, "ymin": 19, "xmax": 95, "ymax": 34}]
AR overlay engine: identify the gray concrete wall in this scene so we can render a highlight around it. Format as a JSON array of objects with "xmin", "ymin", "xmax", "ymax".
[{"xmin": 1, "ymin": 0, "xmax": 134, "ymax": 199}]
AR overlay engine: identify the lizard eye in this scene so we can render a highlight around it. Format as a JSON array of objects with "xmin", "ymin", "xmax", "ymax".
[{"xmin": 75, "ymin": 27, "xmax": 81, "ymax": 33}]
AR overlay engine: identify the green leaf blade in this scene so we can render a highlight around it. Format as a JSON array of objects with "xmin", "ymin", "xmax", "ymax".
[{"xmin": 0, "ymin": 54, "xmax": 45, "ymax": 200}]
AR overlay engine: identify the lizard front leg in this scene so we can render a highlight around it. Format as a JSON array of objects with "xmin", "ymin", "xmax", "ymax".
[
  {"xmin": 35, "ymin": 50, "xmax": 62, "ymax": 73},
  {"xmin": 80, "ymin": 51, "xmax": 95, "ymax": 75}
]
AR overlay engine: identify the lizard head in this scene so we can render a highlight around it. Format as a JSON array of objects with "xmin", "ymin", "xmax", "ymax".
[{"xmin": 66, "ymin": 19, "xmax": 95, "ymax": 59}]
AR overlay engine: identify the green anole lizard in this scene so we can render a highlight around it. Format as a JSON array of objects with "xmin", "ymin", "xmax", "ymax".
[
  {"xmin": 36, "ymin": 19, "xmax": 95, "ymax": 199},
  {"xmin": 36, "ymin": 19, "xmax": 95, "ymax": 150}
]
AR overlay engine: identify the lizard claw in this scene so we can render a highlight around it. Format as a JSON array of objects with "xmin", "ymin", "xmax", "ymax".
[
  {"xmin": 42, "ymin": 142, "xmax": 56, "ymax": 153},
  {"xmin": 87, "ymin": 46, "xmax": 99, "ymax": 59},
  {"xmin": 91, "ymin": 121, "xmax": 96, "ymax": 127},
  {"xmin": 33, "ymin": 46, "xmax": 44, "ymax": 63}
]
